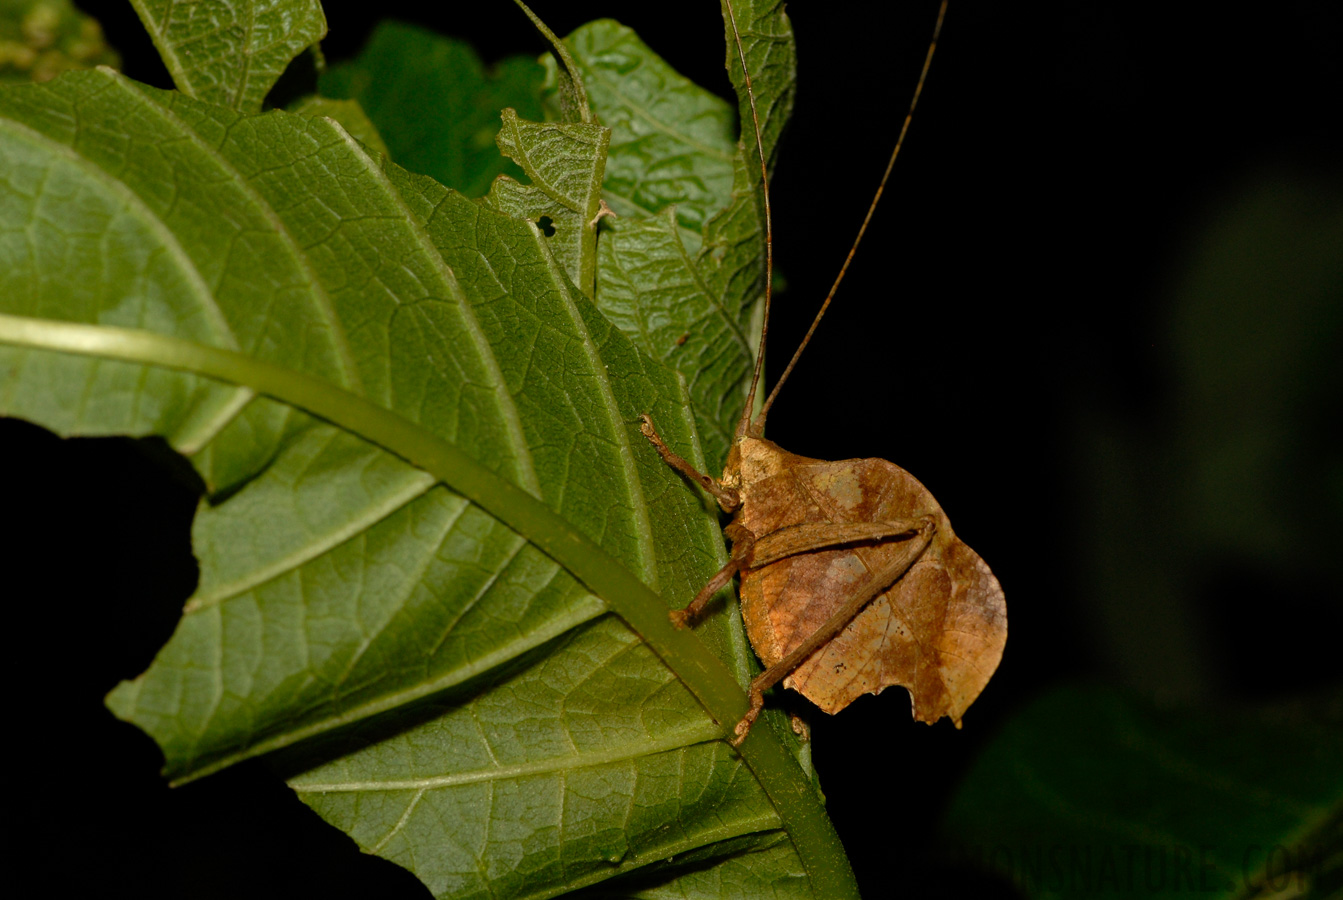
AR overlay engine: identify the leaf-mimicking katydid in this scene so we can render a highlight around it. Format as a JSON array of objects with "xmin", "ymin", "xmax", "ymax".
[{"xmin": 641, "ymin": 0, "xmax": 1007, "ymax": 745}]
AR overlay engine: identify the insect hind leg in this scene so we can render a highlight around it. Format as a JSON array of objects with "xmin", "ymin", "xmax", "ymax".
[
  {"xmin": 731, "ymin": 518, "xmax": 936, "ymax": 745},
  {"xmin": 669, "ymin": 557, "xmax": 741, "ymax": 629}
]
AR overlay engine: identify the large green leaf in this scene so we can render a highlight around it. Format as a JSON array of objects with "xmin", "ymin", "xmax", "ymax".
[
  {"xmin": 942, "ymin": 685, "xmax": 1343, "ymax": 899},
  {"xmin": 0, "ymin": 8, "xmax": 851, "ymax": 894},
  {"xmin": 561, "ymin": 19, "xmax": 737, "ymax": 233},
  {"xmin": 128, "ymin": 0, "xmax": 326, "ymax": 111},
  {"xmin": 310, "ymin": 6, "xmax": 793, "ymax": 475}
]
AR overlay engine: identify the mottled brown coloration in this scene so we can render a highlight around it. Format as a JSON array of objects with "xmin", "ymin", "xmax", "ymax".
[
  {"xmin": 729, "ymin": 437, "xmax": 1005, "ymax": 726},
  {"xmin": 641, "ymin": 412, "xmax": 1006, "ymax": 741}
]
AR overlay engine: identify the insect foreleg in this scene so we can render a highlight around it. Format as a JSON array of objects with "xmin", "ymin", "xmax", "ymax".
[
  {"xmin": 731, "ymin": 519, "xmax": 937, "ymax": 745},
  {"xmin": 638, "ymin": 414, "xmax": 740, "ymax": 511}
]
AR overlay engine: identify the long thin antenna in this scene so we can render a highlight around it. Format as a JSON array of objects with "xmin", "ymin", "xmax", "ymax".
[
  {"xmin": 723, "ymin": 0, "xmax": 775, "ymax": 439},
  {"xmin": 754, "ymin": 0, "xmax": 948, "ymax": 429}
]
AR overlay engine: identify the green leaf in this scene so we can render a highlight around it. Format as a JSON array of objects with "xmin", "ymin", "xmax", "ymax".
[
  {"xmin": 573, "ymin": 1, "xmax": 794, "ymax": 473},
  {"xmin": 127, "ymin": 0, "xmax": 326, "ymax": 111},
  {"xmin": 0, "ymin": 0, "xmax": 119, "ymax": 83},
  {"xmin": 714, "ymin": 0, "xmax": 795, "ymax": 177},
  {"xmin": 288, "ymin": 94, "xmax": 389, "ymax": 158},
  {"xmin": 510, "ymin": 0, "xmax": 591, "ymax": 125},
  {"xmin": 559, "ymin": 19, "xmax": 737, "ymax": 233},
  {"xmin": 484, "ymin": 109, "xmax": 608, "ymax": 297},
  {"xmin": 318, "ymin": 20, "xmax": 545, "ymax": 197},
  {"xmin": 942, "ymin": 685, "xmax": 1343, "ymax": 899},
  {"xmin": 0, "ymin": 60, "xmax": 852, "ymax": 897},
  {"xmin": 596, "ymin": 207, "xmax": 757, "ymax": 473}
]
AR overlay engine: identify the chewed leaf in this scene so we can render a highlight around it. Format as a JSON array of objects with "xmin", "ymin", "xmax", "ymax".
[
  {"xmin": 558, "ymin": 19, "xmax": 737, "ymax": 233},
  {"xmin": 128, "ymin": 0, "xmax": 326, "ymax": 112},
  {"xmin": 485, "ymin": 109, "xmax": 609, "ymax": 297},
  {"xmin": 0, "ymin": 67, "xmax": 831, "ymax": 895}
]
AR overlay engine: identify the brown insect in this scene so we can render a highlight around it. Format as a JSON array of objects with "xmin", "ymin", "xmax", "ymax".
[{"xmin": 641, "ymin": 0, "xmax": 1006, "ymax": 744}]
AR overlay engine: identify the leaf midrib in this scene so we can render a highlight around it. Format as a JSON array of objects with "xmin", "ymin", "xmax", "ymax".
[
  {"xmin": 539, "ymin": 239, "xmax": 659, "ymax": 588},
  {"xmin": 0, "ymin": 312, "xmax": 854, "ymax": 895},
  {"xmin": 291, "ymin": 721, "xmax": 724, "ymax": 792}
]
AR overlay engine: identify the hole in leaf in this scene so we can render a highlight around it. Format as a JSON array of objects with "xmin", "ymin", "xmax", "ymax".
[{"xmin": 536, "ymin": 216, "xmax": 556, "ymax": 237}]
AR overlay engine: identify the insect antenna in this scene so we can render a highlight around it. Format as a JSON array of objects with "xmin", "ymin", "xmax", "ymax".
[
  {"xmin": 743, "ymin": 0, "xmax": 949, "ymax": 434},
  {"xmin": 724, "ymin": 0, "xmax": 776, "ymax": 440}
]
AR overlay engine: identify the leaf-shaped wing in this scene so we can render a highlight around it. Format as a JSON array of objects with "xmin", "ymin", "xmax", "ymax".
[{"xmin": 732, "ymin": 439, "xmax": 1007, "ymax": 724}]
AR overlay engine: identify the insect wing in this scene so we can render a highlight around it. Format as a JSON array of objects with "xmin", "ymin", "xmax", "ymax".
[{"xmin": 736, "ymin": 446, "xmax": 1006, "ymax": 723}]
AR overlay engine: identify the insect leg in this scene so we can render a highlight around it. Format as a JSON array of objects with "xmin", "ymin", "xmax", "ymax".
[
  {"xmin": 668, "ymin": 557, "xmax": 741, "ymax": 629},
  {"xmin": 749, "ymin": 518, "xmax": 931, "ymax": 567},
  {"xmin": 731, "ymin": 518, "xmax": 937, "ymax": 745},
  {"xmin": 638, "ymin": 414, "xmax": 740, "ymax": 511}
]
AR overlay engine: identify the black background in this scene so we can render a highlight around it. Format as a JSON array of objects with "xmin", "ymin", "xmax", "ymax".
[{"xmin": 7, "ymin": 2, "xmax": 1341, "ymax": 897}]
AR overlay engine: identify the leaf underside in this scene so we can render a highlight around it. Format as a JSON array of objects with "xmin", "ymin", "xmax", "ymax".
[
  {"xmin": 569, "ymin": 12, "xmax": 795, "ymax": 473},
  {"xmin": 128, "ymin": 0, "xmax": 327, "ymax": 112},
  {"xmin": 0, "ymin": 2, "xmax": 854, "ymax": 897}
]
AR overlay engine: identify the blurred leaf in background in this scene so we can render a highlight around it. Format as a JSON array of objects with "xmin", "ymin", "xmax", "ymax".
[
  {"xmin": 1073, "ymin": 169, "xmax": 1343, "ymax": 704},
  {"xmin": 319, "ymin": 21, "xmax": 544, "ymax": 197},
  {"xmin": 943, "ymin": 684, "xmax": 1342, "ymax": 900},
  {"xmin": 941, "ymin": 169, "xmax": 1343, "ymax": 899},
  {"xmin": 0, "ymin": 0, "xmax": 118, "ymax": 82}
]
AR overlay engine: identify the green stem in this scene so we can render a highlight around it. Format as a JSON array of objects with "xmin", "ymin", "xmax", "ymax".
[
  {"xmin": 0, "ymin": 313, "xmax": 858, "ymax": 899},
  {"xmin": 510, "ymin": 0, "xmax": 592, "ymax": 123}
]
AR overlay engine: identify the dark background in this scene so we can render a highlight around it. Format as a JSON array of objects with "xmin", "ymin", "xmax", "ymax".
[{"xmin": 8, "ymin": 2, "xmax": 1341, "ymax": 897}]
